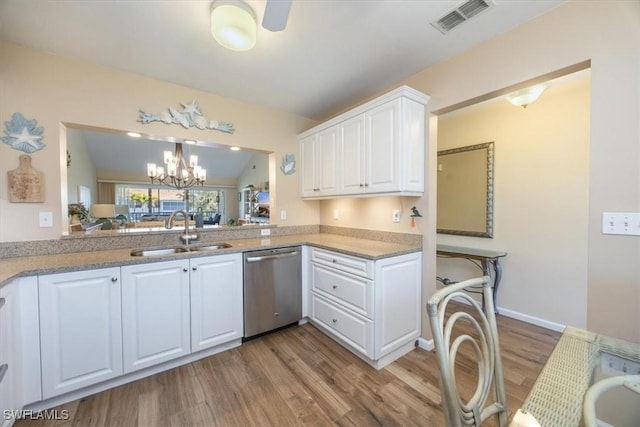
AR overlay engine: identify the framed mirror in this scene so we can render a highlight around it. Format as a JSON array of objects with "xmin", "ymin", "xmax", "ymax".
[{"xmin": 437, "ymin": 142, "xmax": 494, "ymax": 238}]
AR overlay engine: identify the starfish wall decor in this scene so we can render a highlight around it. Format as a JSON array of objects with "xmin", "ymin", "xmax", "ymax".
[
  {"xmin": 1, "ymin": 112, "xmax": 46, "ymax": 153},
  {"xmin": 138, "ymin": 101, "xmax": 235, "ymax": 134}
]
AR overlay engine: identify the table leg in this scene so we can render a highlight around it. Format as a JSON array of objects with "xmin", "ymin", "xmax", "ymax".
[{"xmin": 481, "ymin": 259, "xmax": 501, "ymax": 314}]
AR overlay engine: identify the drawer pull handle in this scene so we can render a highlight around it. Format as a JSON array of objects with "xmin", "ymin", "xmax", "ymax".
[
  {"xmin": 0, "ymin": 297, "xmax": 5, "ymax": 310},
  {"xmin": 0, "ymin": 364, "xmax": 8, "ymax": 384},
  {"xmin": 332, "ymin": 285, "xmax": 338, "ymax": 289},
  {"xmin": 332, "ymin": 319, "xmax": 337, "ymax": 323},
  {"xmin": 111, "ymin": 277, "xmax": 118, "ymax": 282}
]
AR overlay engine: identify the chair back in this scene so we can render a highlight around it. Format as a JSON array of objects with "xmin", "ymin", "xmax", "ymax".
[{"xmin": 427, "ymin": 276, "xmax": 508, "ymax": 426}]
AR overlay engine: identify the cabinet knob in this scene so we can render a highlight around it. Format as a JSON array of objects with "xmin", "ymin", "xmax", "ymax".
[
  {"xmin": 364, "ymin": 183, "xmax": 369, "ymax": 187},
  {"xmin": 332, "ymin": 319, "xmax": 338, "ymax": 323},
  {"xmin": 111, "ymin": 277, "xmax": 118, "ymax": 282},
  {"xmin": 332, "ymin": 285, "xmax": 338, "ymax": 289},
  {"xmin": 332, "ymin": 259, "xmax": 337, "ymax": 263},
  {"xmin": 274, "ymin": 312, "xmax": 279, "ymax": 317},
  {"xmin": 192, "ymin": 266, "xmax": 198, "ymax": 271},
  {"xmin": 183, "ymin": 267, "xmax": 188, "ymax": 272},
  {"xmin": 359, "ymin": 183, "xmax": 364, "ymax": 188}
]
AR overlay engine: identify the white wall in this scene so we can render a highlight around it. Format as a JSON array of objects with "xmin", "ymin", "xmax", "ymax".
[{"xmin": 437, "ymin": 75, "xmax": 590, "ymax": 329}]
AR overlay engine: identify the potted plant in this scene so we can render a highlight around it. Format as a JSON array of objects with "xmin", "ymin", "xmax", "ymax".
[{"xmin": 68, "ymin": 203, "xmax": 89, "ymax": 224}]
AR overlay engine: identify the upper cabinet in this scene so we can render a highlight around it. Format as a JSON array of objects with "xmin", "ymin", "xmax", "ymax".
[
  {"xmin": 299, "ymin": 86, "xmax": 429, "ymax": 199},
  {"xmin": 300, "ymin": 127, "xmax": 339, "ymax": 198}
]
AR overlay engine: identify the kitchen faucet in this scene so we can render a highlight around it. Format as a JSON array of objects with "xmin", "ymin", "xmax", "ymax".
[{"xmin": 166, "ymin": 209, "xmax": 199, "ymax": 245}]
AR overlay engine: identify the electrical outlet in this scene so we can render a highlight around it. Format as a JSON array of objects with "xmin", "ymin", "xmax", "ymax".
[
  {"xmin": 280, "ymin": 210, "xmax": 287, "ymax": 220},
  {"xmin": 39, "ymin": 212, "xmax": 53, "ymax": 228},
  {"xmin": 393, "ymin": 210, "xmax": 400, "ymax": 223},
  {"xmin": 261, "ymin": 228, "xmax": 271, "ymax": 236}
]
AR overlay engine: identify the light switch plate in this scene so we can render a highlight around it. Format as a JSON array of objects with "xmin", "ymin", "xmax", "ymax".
[
  {"xmin": 280, "ymin": 210, "xmax": 287, "ymax": 220},
  {"xmin": 393, "ymin": 210, "xmax": 401, "ymax": 223},
  {"xmin": 261, "ymin": 228, "xmax": 271, "ymax": 236},
  {"xmin": 602, "ymin": 212, "xmax": 640, "ymax": 236}
]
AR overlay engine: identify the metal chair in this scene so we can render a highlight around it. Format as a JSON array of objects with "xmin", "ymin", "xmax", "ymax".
[{"xmin": 427, "ymin": 276, "xmax": 509, "ymax": 426}]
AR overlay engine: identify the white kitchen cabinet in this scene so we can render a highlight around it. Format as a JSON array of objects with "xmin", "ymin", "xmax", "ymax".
[
  {"xmin": 1, "ymin": 281, "xmax": 17, "ymax": 427},
  {"xmin": 300, "ymin": 85, "xmax": 429, "ymax": 199},
  {"xmin": 300, "ymin": 127, "xmax": 339, "ymax": 198},
  {"xmin": 190, "ymin": 253, "xmax": 243, "ymax": 352},
  {"xmin": 121, "ymin": 260, "xmax": 191, "ymax": 373},
  {"xmin": 308, "ymin": 247, "xmax": 421, "ymax": 369},
  {"xmin": 39, "ymin": 268, "xmax": 123, "ymax": 399}
]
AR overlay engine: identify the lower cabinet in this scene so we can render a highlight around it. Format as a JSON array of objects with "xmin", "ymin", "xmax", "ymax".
[
  {"xmin": 309, "ymin": 248, "xmax": 421, "ymax": 369},
  {"xmin": 39, "ymin": 268, "xmax": 123, "ymax": 399},
  {"xmin": 190, "ymin": 253, "xmax": 243, "ymax": 352},
  {"xmin": 36, "ymin": 253, "xmax": 243, "ymax": 401},
  {"xmin": 121, "ymin": 260, "xmax": 191, "ymax": 373},
  {"xmin": 1, "ymin": 280, "xmax": 17, "ymax": 427}
]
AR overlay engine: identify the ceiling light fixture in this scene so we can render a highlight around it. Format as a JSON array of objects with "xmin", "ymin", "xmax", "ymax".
[
  {"xmin": 147, "ymin": 142, "xmax": 206, "ymax": 189},
  {"xmin": 505, "ymin": 83, "xmax": 550, "ymax": 108},
  {"xmin": 210, "ymin": 0, "xmax": 257, "ymax": 52}
]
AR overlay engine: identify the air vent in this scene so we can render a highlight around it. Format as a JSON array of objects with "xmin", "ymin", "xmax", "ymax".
[{"xmin": 431, "ymin": 0, "xmax": 494, "ymax": 34}]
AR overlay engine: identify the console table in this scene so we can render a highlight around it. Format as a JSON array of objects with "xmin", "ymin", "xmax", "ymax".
[{"xmin": 436, "ymin": 244, "xmax": 507, "ymax": 313}]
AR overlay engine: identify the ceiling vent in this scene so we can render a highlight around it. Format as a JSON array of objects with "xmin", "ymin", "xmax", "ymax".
[{"xmin": 431, "ymin": 0, "xmax": 495, "ymax": 34}]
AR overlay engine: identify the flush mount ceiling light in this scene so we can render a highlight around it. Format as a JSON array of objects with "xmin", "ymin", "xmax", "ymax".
[
  {"xmin": 505, "ymin": 83, "xmax": 550, "ymax": 108},
  {"xmin": 210, "ymin": 0, "xmax": 257, "ymax": 52},
  {"xmin": 210, "ymin": 0, "xmax": 291, "ymax": 51}
]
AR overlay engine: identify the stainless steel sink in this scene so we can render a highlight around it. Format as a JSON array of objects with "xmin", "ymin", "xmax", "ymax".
[
  {"xmin": 130, "ymin": 243, "xmax": 232, "ymax": 256},
  {"xmin": 130, "ymin": 247, "xmax": 189, "ymax": 257},
  {"xmin": 188, "ymin": 243, "xmax": 232, "ymax": 252}
]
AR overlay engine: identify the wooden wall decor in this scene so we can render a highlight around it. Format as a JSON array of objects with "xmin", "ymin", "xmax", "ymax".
[{"xmin": 8, "ymin": 154, "xmax": 45, "ymax": 203}]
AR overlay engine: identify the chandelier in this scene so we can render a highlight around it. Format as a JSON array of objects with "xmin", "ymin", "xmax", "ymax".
[{"xmin": 146, "ymin": 143, "xmax": 207, "ymax": 189}]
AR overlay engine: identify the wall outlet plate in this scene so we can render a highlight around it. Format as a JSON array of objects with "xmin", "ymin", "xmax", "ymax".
[
  {"xmin": 39, "ymin": 212, "xmax": 53, "ymax": 228},
  {"xmin": 393, "ymin": 210, "xmax": 401, "ymax": 223}
]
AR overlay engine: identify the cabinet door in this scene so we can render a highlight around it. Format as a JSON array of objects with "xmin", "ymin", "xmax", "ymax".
[
  {"xmin": 365, "ymin": 99, "xmax": 401, "ymax": 193},
  {"xmin": 39, "ymin": 268, "xmax": 122, "ymax": 399},
  {"xmin": 374, "ymin": 252, "xmax": 421, "ymax": 359},
  {"xmin": 121, "ymin": 260, "xmax": 190, "ymax": 373},
  {"xmin": 300, "ymin": 134, "xmax": 318, "ymax": 197},
  {"xmin": 190, "ymin": 254, "xmax": 243, "ymax": 352},
  {"xmin": 0, "ymin": 282, "xmax": 15, "ymax": 426},
  {"xmin": 316, "ymin": 127, "xmax": 338, "ymax": 195},
  {"xmin": 339, "ymin": 114, "xmax": 366, "ymax": 194}
]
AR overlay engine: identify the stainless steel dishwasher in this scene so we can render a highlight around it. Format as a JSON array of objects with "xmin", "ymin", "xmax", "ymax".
[{"xmin": 243, "ymin": 246, "xmax": 302, "ymax": 339}]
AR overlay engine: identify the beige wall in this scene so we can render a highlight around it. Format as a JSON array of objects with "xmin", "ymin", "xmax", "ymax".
[
  {"xmin": 321, "ymin": 0, "xmax": 640, "ymax": 342},
  {"xmin": 437, "ymin": 76, "xmax": 590, "ymax": 329},
  {"xmin": 0, "ymin": 41, "xmax": 318, "ymax": 241}
]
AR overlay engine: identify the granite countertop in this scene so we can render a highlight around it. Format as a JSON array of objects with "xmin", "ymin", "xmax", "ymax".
[{"xmin": 0, "ymin": 233, "xmax": 421, "ymax": 287}]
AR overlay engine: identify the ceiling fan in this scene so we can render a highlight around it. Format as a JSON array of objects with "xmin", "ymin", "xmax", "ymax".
[{"xmin": 210, "ymin": 0, "xmax": 292, "ymax": 51}]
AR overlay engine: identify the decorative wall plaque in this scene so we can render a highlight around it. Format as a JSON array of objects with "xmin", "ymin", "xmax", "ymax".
[
  {"xmin": 8, "ymin": 154, "xmax": 45, "ymax": 203},
  {"xmin": 1, "ymin": 112, "xmax": 46, "ymax": 153},
  {"xmin": 138, "ymin": 101, "xmax": 235, "ymax": 134}
]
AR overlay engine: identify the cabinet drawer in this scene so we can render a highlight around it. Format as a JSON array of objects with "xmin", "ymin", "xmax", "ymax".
[
  {"xmin": 311, "ymin": 264, "xmax": 373, "ymax": 318},
  {"xmin": 311, "ymin": 247, "xmax": 373, "ymax": 278},
  {"xmin": 311, "ymin": 294, "xmax": 373, "ymax": 357}
]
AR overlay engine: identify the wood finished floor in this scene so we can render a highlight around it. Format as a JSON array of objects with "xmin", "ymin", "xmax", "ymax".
[{"xmin": 16, "ymin": 305, "xmax": 561, "ymax": 427}]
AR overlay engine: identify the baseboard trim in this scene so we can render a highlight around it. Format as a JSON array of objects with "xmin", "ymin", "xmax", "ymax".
[
  {"xmin": 417, "ymin": 337, "xmax": 434, "ymax": 351},
  {"xmin": 497, "ymin": 307, "xmax": 566, "ymax": 332}
]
